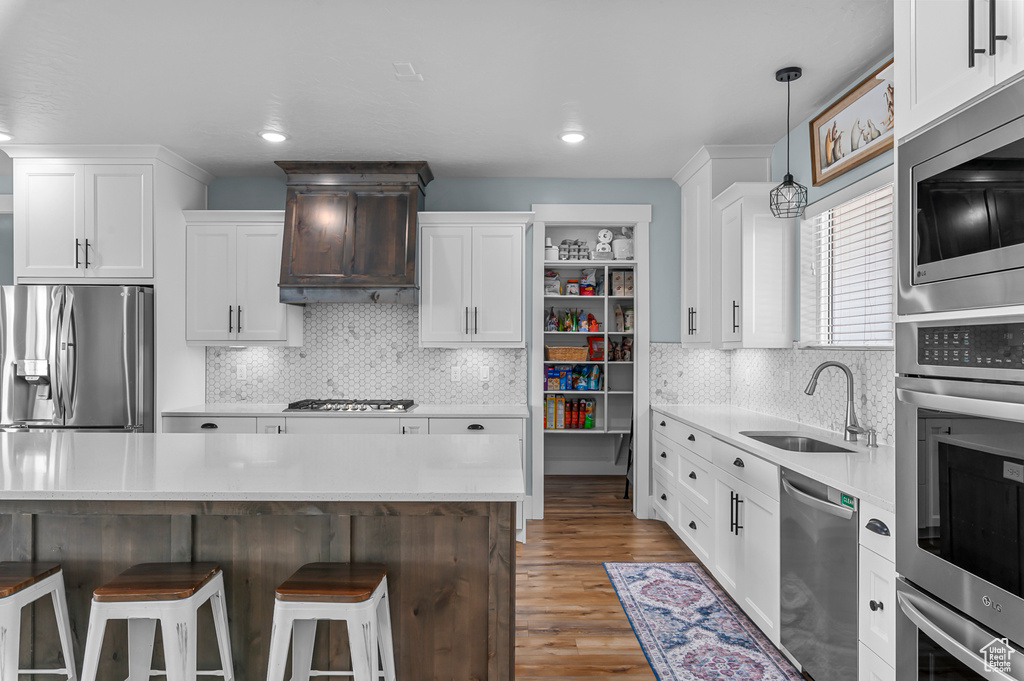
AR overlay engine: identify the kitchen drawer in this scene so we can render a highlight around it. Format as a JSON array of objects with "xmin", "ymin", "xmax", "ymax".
[
  {"xmin": 652, "ymin": 474, "xmax": 677, "ymax": 527},
  {"xmin": 859, "ymin": 500, "xmax": 896, "ymax": 563},
  {"xmin": 675, "ymin": 497, "xmax": 713, "ymax": 567},
  {"xmin": 286, "ymin": 418, "xmax": 400, "ymax": 435},
  {"xmin": 858, "ymin": 642, "xmax": 895, "ymax": 681},
  {"xmin": 652, "ymin": 413, "xmax": 711, "ymax": 461},
  {"xmin": 712, "ymin": 440, "xmax": 779, "ymax": 500},
  {"xmin": 162, "ymin": 416, "xmax": 258, "ymax": 433},
  {"xmin": 676, "ymin": 444, "xmax": 714, "ymax": 515},
  {"xmin": 858, "ymin": 546, "xmax": 896, "ymax": 665},
  {"xmin": 652, "ymin": 433, "xmax": 679, "ymax": 480},
  {"xmin": 428, "ymin": 418, "xmax": 523, "ymax": 436}
]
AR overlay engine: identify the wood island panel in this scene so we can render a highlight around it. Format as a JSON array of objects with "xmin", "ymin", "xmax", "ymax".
[{"xmin": 0, "ymin": 499, "xmax": 514, "ymax": 681}]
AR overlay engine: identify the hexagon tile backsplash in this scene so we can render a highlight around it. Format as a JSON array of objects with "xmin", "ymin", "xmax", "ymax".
[{"xmin": 206, "ymin": 304, "xmax": 527, "ymax": 404}]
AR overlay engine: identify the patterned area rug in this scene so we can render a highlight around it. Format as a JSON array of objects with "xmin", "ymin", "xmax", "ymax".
[{"xmin": 604, "ymin": 562, "xmax": 804, "ymax": 681}]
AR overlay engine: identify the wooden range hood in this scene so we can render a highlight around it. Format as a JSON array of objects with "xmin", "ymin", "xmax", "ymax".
[{"xmin": 276, "ymin": 161, "xmax": 433, "ymax": 304}]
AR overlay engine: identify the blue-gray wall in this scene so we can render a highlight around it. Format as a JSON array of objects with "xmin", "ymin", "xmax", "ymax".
[
  {"xmin": 209, "ymin": 176, "xmax": 683, "ymax": 342},
  {"xmin": 0, "ymin": 176, "xmax": 11, "ymax": 286}
]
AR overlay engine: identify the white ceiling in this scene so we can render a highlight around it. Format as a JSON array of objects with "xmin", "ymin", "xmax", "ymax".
[{"xmin": 0, "ymin": 0, "xmax": 893, "ymax": 179}]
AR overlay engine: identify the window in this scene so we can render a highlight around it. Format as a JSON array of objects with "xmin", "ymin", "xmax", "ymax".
[{"xmin": 801, "ymin": 181, "xmax": 894, "ymax": 348}]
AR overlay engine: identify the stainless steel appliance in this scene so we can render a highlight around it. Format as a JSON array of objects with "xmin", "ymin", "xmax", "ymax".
[
  {"xmin": 779, "ymin": 468, "xmax": 859, "ymax": 681},
  {"xmin": 895, "ymin": 314, "xmax": 1024, "ymax": 679},
  {"xmin": 898, "ymin": 77, "xmax": 1024, "ymax": 314},
  {"xmin": 284, "ymin": 399, "xmax": 415, "ymax": 413},
  {"xmin": 0, "ymin": 285, "xmax": 153, "ymax": 431}
]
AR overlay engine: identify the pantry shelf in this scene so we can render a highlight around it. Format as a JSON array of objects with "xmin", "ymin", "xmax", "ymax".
[{"xmin": 544, "ymin": 260, "xmax": 639, "ymax": 266}]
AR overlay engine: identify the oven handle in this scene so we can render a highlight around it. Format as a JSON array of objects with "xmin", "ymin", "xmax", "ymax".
[
  {"xmin": 897, "ymin": 382, "xmax": 1024, "ymax": 423},
  {"xmin": 897, "ymin": 590, "xmax": 1020, "ymax": 680}
]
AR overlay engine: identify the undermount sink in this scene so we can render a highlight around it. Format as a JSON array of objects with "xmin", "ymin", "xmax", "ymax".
[{"xmin": 740, "ymin": 431, "xmax": 854, "ymax": 453}]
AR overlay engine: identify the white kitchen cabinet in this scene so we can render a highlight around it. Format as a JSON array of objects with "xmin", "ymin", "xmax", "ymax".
[
  {"xmin": 674, "ymin": 146, "xmax": 772, "ymax": 347},
  {"xmin": 419, "ymin": 212, "xmax": 531, "ymax": 347},
  {"xmin": 896, "ymin": 0, "xmax": 1024, "ymax": 138},
  {"xmin": 859, "ymin": 545, "xmax": 897, "ymax": 672},
  {"xmin": 184, "ymin": 211, "xmax": 302, "ymax": 346},
  {"xmin": 711, "ymin": 475, "xmax": 744, "ymax": 595},
  {"xmin": 284, "ymin": 418, "xmax": 401, "ymax": 435},
  {"xmin": 162, "ymin": 416, "xmax": 258, "ymax": 433},
  {"xmin": 714, "ymin": 183, "xmax": 793, "ymax": 349},
  {"xmin": 858, "ymin": 642, "xmax": 895, "ymax": 681},
  {"xmin": 14, "ymin": 163, "xmax": 153, "ymax": 279},
  {"xmin": 258, "ymin": 417, "xmax": 287, "ymax": 434}
]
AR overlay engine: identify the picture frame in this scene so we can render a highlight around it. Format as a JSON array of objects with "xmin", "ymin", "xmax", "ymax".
[{"xmin": 809, "ymin": 59, "xmax": 894, "ymax": 187}]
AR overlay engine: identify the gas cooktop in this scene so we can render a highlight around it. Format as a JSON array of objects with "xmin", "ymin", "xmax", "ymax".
[{"xmin": 284, "ymin": 399, "xmax": 415, "ymax": 413}]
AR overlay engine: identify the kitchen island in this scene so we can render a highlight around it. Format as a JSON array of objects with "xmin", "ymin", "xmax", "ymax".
[{"xmin": 0, "ymin": 432, "xmax": 523, "ymax": 680}]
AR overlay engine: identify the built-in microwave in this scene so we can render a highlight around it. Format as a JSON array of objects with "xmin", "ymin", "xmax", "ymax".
[{"xmin": 898, "ymin": 78, "xmax": 1024, "ymax": 315}]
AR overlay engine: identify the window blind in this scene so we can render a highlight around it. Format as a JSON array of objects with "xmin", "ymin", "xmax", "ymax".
[{"xmin": 803, "ymin": 183, "xmax": 894, "ymax": 347}]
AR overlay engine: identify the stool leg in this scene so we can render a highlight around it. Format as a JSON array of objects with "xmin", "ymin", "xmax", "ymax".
[
  {"xmin": 265, "ymin": 605, "xmax": 293, "ymax": 681},
  {"xmin": 0, "ymin": 597, "xmax": 21, "ymax": 681},
  {"xmin": 80, "ymin": 604, "xmax": 110, "ymax": 681},
  {"xmin": 50, "ymin": 578, "xmax": 78, "ymax": 681},
  {"xmin": 126, "ymin": 618, "xmax": 157, "ymax": 681},
  {"xmin": 290, "ymin": 619, "xmax": 315, "ymax": 681},
  {"xmin": 209, "ymin": 587, "xmax": 234, "ymax": 681},
  {"xmin": 160, "ymin": 608, "xmax": 198, "ymax": 681},
  {"xmin": 376, "ymin": 585, "xmax": 396, "ymax": 681},
  {"xmin": 346, "ymin": 612, "xmax": 374, "ymax": 681}
]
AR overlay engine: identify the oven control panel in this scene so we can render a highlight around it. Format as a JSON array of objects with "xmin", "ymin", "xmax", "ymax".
[{"xmin": 919, "ymin": 323, "xmax": 1024, "ymax": 368}]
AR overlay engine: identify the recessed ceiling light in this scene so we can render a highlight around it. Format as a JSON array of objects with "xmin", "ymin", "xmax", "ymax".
[
  {"xmin": 260, "ymin": 131, "xmax": 287, "ymax": 143},
  {"xmin": 0, "ymin": 132, "xmax": 12, "ymax": 142},
  {"xmin": 560, "ymin": 132, "xmax": 585, "ymax": 144}
]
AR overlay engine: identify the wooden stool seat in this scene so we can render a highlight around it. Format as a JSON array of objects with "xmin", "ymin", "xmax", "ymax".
[
  {"xmin": 92, "ymin": 562, "xmax": 220, "ymax": 602},
  {"xmin": 0, "ymin": 561, "xmax": 61, "ymax": 598},
  {"xmin": 275, "ymin": 562, "xmax": 387, "ymax": 603}
]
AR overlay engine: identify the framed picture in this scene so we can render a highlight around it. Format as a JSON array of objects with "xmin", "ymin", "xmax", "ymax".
[{"xmin": 809, "ymin": 59, "xmax": 894, "ymax": 187}]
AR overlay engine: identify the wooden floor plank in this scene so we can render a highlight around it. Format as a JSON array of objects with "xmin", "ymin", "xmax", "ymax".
[{"xmin": 514, "ymin": 475, "xmax": 694, "ymax": 679}]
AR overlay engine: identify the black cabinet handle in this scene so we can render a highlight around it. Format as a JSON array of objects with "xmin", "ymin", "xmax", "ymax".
[
  {"xmin": 732, "ymin": 300, "xmax": 739, "ymax": 332},
  {"xmin": 660, "ymin": 452, "xmax": 667, "ymax": 459},
  {"xmin": 238, "ymin": 306, "xmax": 242, "ymax": 333},
  {"xmin": 688, "ymin": 520, "xmax": 697, "ymax": 530},
  {"xmin": 865, "ymin": 518, "xmax": 891, "ymax": 536},
  {"xmin": 869, "ymin": 600, "xmax": 884, "ymax": 612},
  {"xmin": 660, "ymin": 493, "xmax": 667, "ymax": 501},
  {"xmin": 990, "ymin": 0, "xmax": 1008, "ymax": 55},
  {"xmin": 733, "ymin": 457, "xmax": 745, "ymax": 468},
  {"xmin": 660, "ymin": 421, "xmax": 666, "ymax": 427},
  {"xmin": 200, "ymin": 423, "xmax": 218, "ymax": 430},
  {"xmin": 75, "ymin": 239, "xmax": 81, "ymax": 268},
  {"xmin": 688, "ymin": 471, "xmax": 697, "ymax": 480},
  {"xmin": 228, "ymin": 306, "xmax": 233, "ymax": 333},
  {"xmin": 467, "ymin": 424, "xmax": 485, "ymax": 430},
  {"xmin": 735, "ymin": 497, "xmax": 744, "ymax": 535},
  {"xmin": 969, "ymin": 0, "xmax": 987, "ymax": 67},
  {"xmin": 84, "ymin": 238, "xmax": 90, "ymax": 268},
  {"xmin": 729, "ymin": 491, "xmax": 737, "ymax": 533}
]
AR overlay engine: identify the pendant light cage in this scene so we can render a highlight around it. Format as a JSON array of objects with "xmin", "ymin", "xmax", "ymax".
[{"xmin": 770, "ymin": 66, "xmax": 807, "ymax": 219}]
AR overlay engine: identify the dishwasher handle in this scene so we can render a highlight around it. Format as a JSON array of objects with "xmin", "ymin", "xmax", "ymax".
[{"xmin": 782, "ymin": 476, "xmax": 854, "ymax": 520}]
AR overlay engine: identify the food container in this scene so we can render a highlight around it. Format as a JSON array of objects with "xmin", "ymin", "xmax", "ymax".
[
  {"xmin": 565, "ymin": 279, "xmax": 579, "ymax": 295},
  {"xmin": 612, "ymin": 238, "xmax": 634, "ymax": 260}
]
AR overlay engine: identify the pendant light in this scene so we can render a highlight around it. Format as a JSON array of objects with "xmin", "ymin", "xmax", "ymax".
[{"xmin": 770, "ymin": 66, "xmax": 808, "ymax": 219}]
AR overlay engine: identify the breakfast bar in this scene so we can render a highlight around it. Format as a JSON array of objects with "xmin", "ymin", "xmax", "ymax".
[{"xmin": 0, "ymin": 432, "xmax": 523, "ymax": 681}]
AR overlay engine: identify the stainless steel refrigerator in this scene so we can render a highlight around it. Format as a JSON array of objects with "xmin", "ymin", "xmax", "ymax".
[{"xmin": 0, "ymin": 285, "xmax": 154, "ymax": 432}]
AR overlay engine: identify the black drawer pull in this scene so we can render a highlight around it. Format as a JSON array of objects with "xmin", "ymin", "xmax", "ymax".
[
  {"xmin": 200, "ymin": 423, "xmax": 219, "ymax": 430},
  {"xmin": 733, "ymin": 457, "xmax": 745, "ymax": 468},
  {"xmin": 869, "ymin": 600, "xmax": 884, "ymax": 612},
  {"xmin": 660, "ymin": 421, "xmax": 666, "ymax": 427},
  {"xmin": 687, "ymin": 434, "xmax": 695, "ymax": 442},
  {"xmin": 660, "ymin": 452, "xmax": 667, "ymax": 459},
  {"xmin": 688, "ymin": 471, "xmax": 697, "ymax": 480},
  {"xmin": 688, "ymin": 521, "xmax": 697, "ymax": 530},
  {"xmin": 865, "ymin": 518, "xmax": 890, "ymax": 536},
  {"xmin": 660, "ymin": 494, "xmax": 667, "ymax": 501},
  {"xmin": 467, "ymin": 424, "xmax": 485, "ymax": 430}
]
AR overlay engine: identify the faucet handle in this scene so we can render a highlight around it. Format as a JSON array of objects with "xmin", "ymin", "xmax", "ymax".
[{"xmin": 865, "ymin": 428, "xmax": 878, "ymax": 448}]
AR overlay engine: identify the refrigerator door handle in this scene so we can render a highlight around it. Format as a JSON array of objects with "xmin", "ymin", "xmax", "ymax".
[
  {"xmin": 59, "ymin": 288, "xmax": 77, "ymax": 421},
  {"xmin": 49, "ymin": 288, "xmax": 64, "ymax": 421}
]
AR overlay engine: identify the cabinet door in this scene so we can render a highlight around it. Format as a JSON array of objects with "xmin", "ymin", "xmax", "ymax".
[
  {"xmin": 995, "ymin": 0, "xmax": 1024, "ymax": 83},
  {"xmin": 420, "ymin": 226, "xmax": 473, "ymax": 344},
  {"xmin": 84, "ymin": 164, "xmax": 153, "ymax": 277},
  {"xmin": 236, "ymin": 224, "xmax": 289, "ymax": 342},
  {"xmin": 257, "ymin": 417, "xmax": 287, "ymax": 434},
  {"xmin": 896, "ymin": 0, "xmax": 994, "ymax": 137},
  {"xmin": 859, "ymin": 547, "xmax": 896, "ymax": 665},
  {"xmin": 742, "ymin": 211, "xmax": 793, "ymax": 348},
  {"xmin": 738, "ymin": 484, "xmax": 781, "ymax": 644},
  {"xmin": 14, "ymin": 164, "xmax": 84, "ymax": 279},
  {"xmin": 711, "ymin": 476, "xmax": 742, "ymax": 597},
  {"xmin": 185, "ymin": 225, "xmax": 236, "ymax": 342},
  {"xmin": 719, "ymin": 200, "xmax": 743, "ymax": 345},
  {"xmin": 471, "ymin": 226, "xmax": 523, "ymax": 343},
  {"xmin": 681, "ymin": 163, "xmax": 711, "ymax": 346}
]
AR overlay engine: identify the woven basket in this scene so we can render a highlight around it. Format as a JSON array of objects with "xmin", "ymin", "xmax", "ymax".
[{"xmin": 545, "ymin": 345, "xmax": 589, "ymax": 361}]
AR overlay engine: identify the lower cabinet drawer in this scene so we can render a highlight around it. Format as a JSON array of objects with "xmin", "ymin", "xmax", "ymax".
[
  {"xmin": 428, "ymin": 418, "xmax": 523, "ymax": 436},
  {"xmin": 162, "ymin": 416, "xmax": 258, "ymax": 433},
  {"xmin": 653, "ymin": 413, "xmax": 712, "ymax": 460},
  {"xmin": 675, "ymin": 499, "xmax": 713, "ymax": 567},
  {"xmin": 858, "ymin": 546, "xmax": 896, "ymax": 665},
  {"xmin": 859, "ymin": 500, "xmax": 896, "ymax": 563},
  {"xmin": 652, "ymin": 475, "xmax": 677, "ymax": 527},
  {"xmin": 286, "ymin": 418, "xmax": 400, "ymax": 435},
  {"xmin": 676, "ymin": 445, "xmax": 714, "ymax": 515},
  {"xmin": 712, "ymin": 440, "xmax": 779, "ymax": 500},
  {"xmin": 652, "ymin": 433, "xmax": 679, "ymax": 480},
  {"xmin": 858, "ymin": 642, "xmax": 895, "ymax": 681}
]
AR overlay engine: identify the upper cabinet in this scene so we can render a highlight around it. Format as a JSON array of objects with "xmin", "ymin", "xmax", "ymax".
[
  {"xmin": 419, "ymin": 212, "xmax": 532, "ymax": 347},
  {"xmin": 184, "ymin": 211, "xmax": 303, "ymax": 347},
  {"xmin": 674, "ymin": 146, "xmax": 773, "ymax": 347},
  {"xmin": 14, "ymin": 162, "xmax": 153, "ymax": 280},
  {"xmin": 713, "ymin": 183, "xmax": 793, "ymax": 349},
  {"xmin": 896, "ymin": 0, "xmax": 1024, "ymax": 138}
]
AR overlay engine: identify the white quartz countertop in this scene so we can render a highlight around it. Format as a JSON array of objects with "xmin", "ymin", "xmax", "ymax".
[
  {"xmin": 0, "ymin": 433, "xmax": 525, "ymax": 502},
  {"xmin": 652, "ymin": 405, "xmax": 896, "ymax": 512},
  {"xmin": 163, "ymin": 403, "xmax": 530, "ymax": 418}
]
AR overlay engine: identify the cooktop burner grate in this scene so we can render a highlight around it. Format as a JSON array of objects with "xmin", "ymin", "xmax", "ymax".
[{"xmin": 284, "ymin": 399, "xmax": 415, "ymax": 413}]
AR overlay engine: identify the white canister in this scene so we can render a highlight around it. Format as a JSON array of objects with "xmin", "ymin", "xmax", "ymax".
[{"xmin": 612, "ymin": 238, "xmax": 634, "ymax": 260}]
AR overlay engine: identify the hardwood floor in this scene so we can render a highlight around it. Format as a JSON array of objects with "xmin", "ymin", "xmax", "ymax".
[{"xmin": 515, "ymin": 475, "xmax": 695, "ymax": 680}]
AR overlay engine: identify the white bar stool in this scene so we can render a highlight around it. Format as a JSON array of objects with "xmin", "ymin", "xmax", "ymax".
[
  {"xmin": 266, "ymin": 563, "xmax": 396, "ymax": 681},
  {"xmin": 0, "ymin": 562, "xmax": 77, "ymax": 680},
  {"xmin": 80, "ymin": 562, "xmax": 234, "ymax": 681}
]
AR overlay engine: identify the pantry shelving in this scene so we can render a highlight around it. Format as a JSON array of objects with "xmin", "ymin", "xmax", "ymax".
[{"xmin": 529, "ymin": 203, "xmax": 651, "ymax": 522}]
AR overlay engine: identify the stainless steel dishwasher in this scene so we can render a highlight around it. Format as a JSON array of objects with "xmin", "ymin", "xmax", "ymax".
[{"xmin": 780, "ymin": 468, "xmax": 859, "ymax": 681}]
